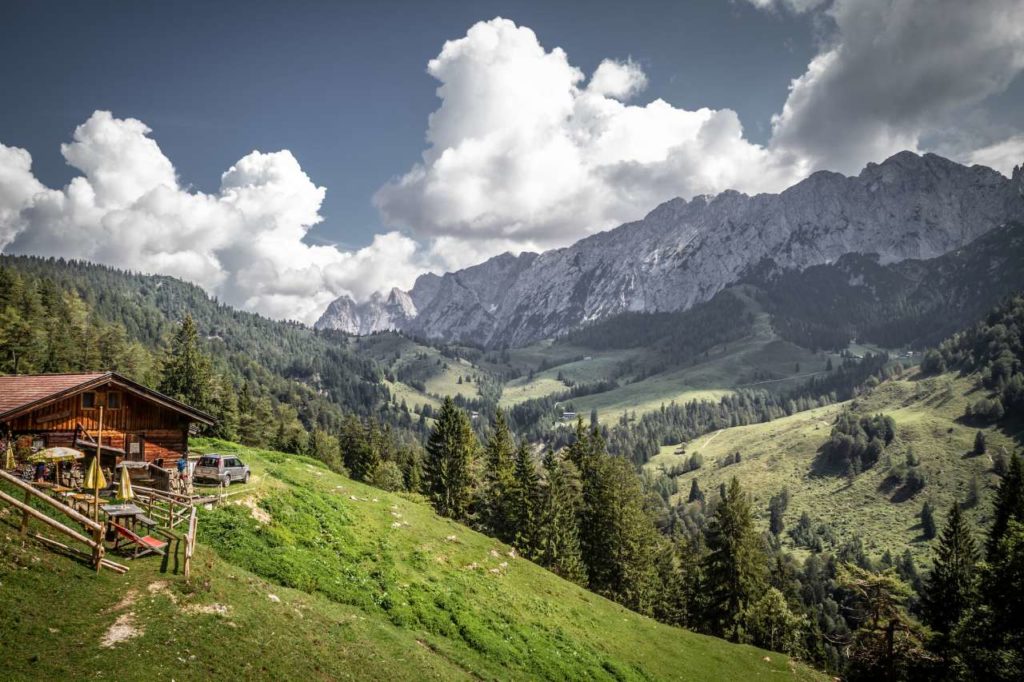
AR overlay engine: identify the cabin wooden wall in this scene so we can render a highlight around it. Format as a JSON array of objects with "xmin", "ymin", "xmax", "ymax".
[{"xmin": 4, "ymin": 381, "xmax": 191, "ymax": 464}]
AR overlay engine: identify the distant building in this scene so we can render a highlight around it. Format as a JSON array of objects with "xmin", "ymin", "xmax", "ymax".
[
  {"xmin": 561, "ymin": 411, "xmax": 577, "ymax": 422},
  {"xmin": 469, "ymin": 411, "xmax": 480, "ymax": 420}
]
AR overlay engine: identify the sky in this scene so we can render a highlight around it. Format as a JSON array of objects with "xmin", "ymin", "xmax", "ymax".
[{"xmin": 1, "ymin": 0, "xmax": 1023, "ymax": 323}]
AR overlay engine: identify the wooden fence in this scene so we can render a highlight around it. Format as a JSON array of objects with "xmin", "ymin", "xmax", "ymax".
[{"xmin": 0, "ymin": 469, "xmax": 115, "ymax": 572}]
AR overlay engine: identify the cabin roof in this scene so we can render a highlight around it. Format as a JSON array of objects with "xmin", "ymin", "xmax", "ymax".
[{"xmin": 0, "ymin": 372, "xmax": 215, "ymax": 425}]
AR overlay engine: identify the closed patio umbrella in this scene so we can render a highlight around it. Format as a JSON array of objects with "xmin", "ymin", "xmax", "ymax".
[
  {"xmin": 85, "ymin": 455, "xmax": 106, "ymax": 523},
  {"xmin": 3, "ymin": 442, "xmax": 14, "ymax": 470},
  {"xmin": 116, "ymin": 464, "xmax": 134, "ymax": 502}
]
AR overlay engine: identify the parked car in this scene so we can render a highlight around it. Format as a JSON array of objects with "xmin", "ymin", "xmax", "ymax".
[{"xmin": 193, "ymin": 454, "xmax": 250, "ymax": 486}]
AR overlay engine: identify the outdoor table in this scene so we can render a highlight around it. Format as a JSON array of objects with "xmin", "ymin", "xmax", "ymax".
[{"xmin": 102, "ymin": 503, "xmax": 146, "ymax": 532}]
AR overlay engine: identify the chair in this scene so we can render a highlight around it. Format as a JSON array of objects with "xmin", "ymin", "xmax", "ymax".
[{"xmin": 110, "ymin": 522, "xmax": 169, "ymax": 559}]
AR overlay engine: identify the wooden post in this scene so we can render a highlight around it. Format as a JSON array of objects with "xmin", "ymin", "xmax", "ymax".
[
  {"xmin": 19, "ymin": 489, "xmax": 31, "ymax": 535},
  {"xmin": 94, "ymin": 406, "xmax": 104, "ymax": 525},
  {"xmin": 92, "ymin": 526, "xmax": 104, "ymax": 573},
  {"xmin": 184, "ymin": 506, "xmax": 197, "ymax": 580}
]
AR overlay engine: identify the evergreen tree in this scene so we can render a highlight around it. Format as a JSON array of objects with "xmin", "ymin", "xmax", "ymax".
[
  {"xmin": 508, "ymin": 441, "xmax": 540, "ymax": 556},
  {"xmin": 535, "ymin": 451, "xmax": 587, "ymax": 585},
  {"xmin": 653, "ymin": 539, "xmax": 688, "ymax": 627},
  {"xmin": 340, "ymin": 415, "xmax": 381, "ymax": 482},
  {"xmin": 688, "ymin": 478, "xmax": 705, "ymax": 504},
  {"xmin": 701, "ymin": 477, "xmax": 768, "ymax": 640},
  {"xmin": 424, "ymin": 397, "xmax": 478, "ymax": 520},
  {"xmin": 922, "ymin": 503, "xmax": 979, "ymax": 638},
  {"xmin": 208, "ymin": 374, "xmax": 239, "ymax": 442},
  {"xmin": 308, "ymin": 428, "xmax": 343, "ymax": 473},
  {"xmin": 158, "ymin": 313, "xmax": 213, "ymax": 412},
  {"xmin": 578, "ymin": 429, "xmax": 660, "ymax": 614},
  {"xmin": 988, "ymin": 453, "xmax": 1024, "ymax": 559},
  {"xmin": 921, "ymin": 501, "xmax": 937, "ymax": 540},
  {"xmin": 974, "ymin": 430, "xmax": 987, "ymax": 455},
  {"xmin": 482, "ymin": 411, "xmax": 516, "ymax": 543}
]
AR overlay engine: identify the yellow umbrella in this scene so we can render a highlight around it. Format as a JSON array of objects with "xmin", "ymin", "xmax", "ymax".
[
  {"xmin": 116, "ymin": 464, "xmax": 134, "ymax": 502},
  {"xmin": 85, "ymin": 456, "xmax": 106, "ymax": 489},
  {"xmin": 3, "ymin": 442, "xmax": 15, "ymax": 470},
  {"xmin": 85, "ymin": 456, "xmax": 107, "ymax": 522}
]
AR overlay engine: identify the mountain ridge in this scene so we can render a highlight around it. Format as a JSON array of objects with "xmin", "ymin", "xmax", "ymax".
[{"xmin": 317, "ymin": 152, "xmax": 1024, "ymax": 346}]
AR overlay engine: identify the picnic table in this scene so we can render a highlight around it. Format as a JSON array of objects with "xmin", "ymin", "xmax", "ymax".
[{"xmin": 101, "ymin": 503, "xmax": 157, "ymax": 531}]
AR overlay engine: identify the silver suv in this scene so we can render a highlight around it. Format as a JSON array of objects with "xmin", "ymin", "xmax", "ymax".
[{"xmin": 194, "ymin": 454, "xmax": 250, "ymax": 486}]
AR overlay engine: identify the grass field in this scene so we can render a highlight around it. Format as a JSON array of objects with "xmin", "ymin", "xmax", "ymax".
[
  {"xmin": 646, "ymin": 372, "xmax": 1020, "ymax": 565},
  {"xmin": 0, "ymin": 440, "xmax": 825, "ymax": 681}
]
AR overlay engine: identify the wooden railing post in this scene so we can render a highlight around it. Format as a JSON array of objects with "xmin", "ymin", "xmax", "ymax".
[
  {"xmin": 19, "ymin": 489, "xmax": 31, "ymax": 535},
  {"xmin": 92, "ymin": 527, "xmax": 104, "ymax": 573}
]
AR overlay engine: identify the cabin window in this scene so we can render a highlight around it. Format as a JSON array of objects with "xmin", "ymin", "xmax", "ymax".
[
  {"xmin": 81, "ymin": 392, "xmax": 97, "ymax": 409},
  {"xmin": 106, "ymin": 391, "xmax": 122, "ymax": 409}
]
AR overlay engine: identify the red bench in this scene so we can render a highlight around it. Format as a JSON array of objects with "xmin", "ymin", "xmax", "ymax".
[{"xmin": 111, "ymin": 522, "xmax": 169, "ymax": 559}]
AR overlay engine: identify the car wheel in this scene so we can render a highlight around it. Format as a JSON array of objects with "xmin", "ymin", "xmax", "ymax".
[
  {"xmin": 221, "ymin": 474, "xmax": 230, "ymax": 487},
  {"xmin": 243, "ymin": 472, "xmax": 250, "ymax": 484}
]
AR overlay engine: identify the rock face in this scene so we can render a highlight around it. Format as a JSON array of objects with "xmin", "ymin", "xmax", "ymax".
[
  {"xmin": 316, "ymin": 152, "xmax": 1024, "ymax": 345},
  {"xmin": 316, "ymin": 287, "xmax": 417, "ymax": 335}
]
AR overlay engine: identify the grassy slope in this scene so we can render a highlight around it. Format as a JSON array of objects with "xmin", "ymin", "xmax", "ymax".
[
  {"xmin": 567, "ymin": 315, "xmax": 838, "ymax": 418},
  {"xmin": 0, "ymin": 441, "xmax": 825, "ymax": 682},
  {"xmin": 646, "ymin": 372, "xmax": 1020, "ymax": 564}
]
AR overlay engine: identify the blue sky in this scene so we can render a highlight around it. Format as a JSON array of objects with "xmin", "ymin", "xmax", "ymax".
[{"xmin": 1, "ymin": 0, "xmax": 1022, "ymax": 322}]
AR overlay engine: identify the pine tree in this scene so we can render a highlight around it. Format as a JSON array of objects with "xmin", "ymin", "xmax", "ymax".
[
  {"xmin": 308, "ymin": 428, "xmax": 343, "ymax": 473},
  {"xmin": 508, "ymin": 441, "xmax": 539, "ymax": 555},
  {"xmin": 482, "ymin": 411, "xmax": 516, "ymax": 543},
  {"xmin": 921, "ymin": 500, "xmax": 937, "ymax": 540},
  {"xmin": 701, "ymin": 476, "xmax": 767, "ymax": 640},
  {"xmin": 688, "ymin": 478, "xmax": 705, "ymax": 504},
  {"xmin": 653, "ymin": 539, "xmax": 688, "ymax": 626},
  {"xmin": 974, "ymin": 430, "xmax": 987, "ymax": 455},
  {"xmin": 209, "ymin": 374, "xmax": 239, "ymax": 441},
  {"xmin": 158, "ymin": 313, "xmax": 213, "ymax": 412},
  {"xmin": 988, "ymin": 453, "xmax": 1024, "ymax": 559},
  {"xmin": 535, "ymin": 451, "xmax": 587, "ymax": 585},
  {"xmin": 922, "ymin": 503, "xmax": 979, "ymax": 637},
  {"xmin": 340, "ymin": 415, "xmax": 381, "ymax": 482},
  {"xmin": 424, "ymin": 397, "xmax": 477, "ymax": 520},
  {"xmin": 578, "ymin": 430, "xmax": 659, "ymax": 614}
]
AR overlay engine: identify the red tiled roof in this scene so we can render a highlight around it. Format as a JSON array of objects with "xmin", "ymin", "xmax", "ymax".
[
  {"xmin": 0, "ymin": 373, "xmax": 109, "ymax": 415},
  {"xmin": 0, "ymin": 372, "xmax": 214, "ymax": 424}
]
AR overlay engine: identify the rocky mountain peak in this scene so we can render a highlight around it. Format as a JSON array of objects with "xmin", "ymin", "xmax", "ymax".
[{"xmin": 316, "ymin": 152, "xmax": 1024, "ymax": 346}]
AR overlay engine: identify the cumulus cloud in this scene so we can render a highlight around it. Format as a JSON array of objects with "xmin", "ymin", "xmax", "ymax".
[
  {"xmin": 587, "ymin": 59, "xmax": 648, "ymax": 100},
  {"xmin": 768, "ymin": 0, "xmax": 1024, "ymax": 174},
  {"xmin": 0, "ymin": 111, "xmax": 430, "ymax": 323},
  {"xmin": 375, "ymin": 17, "xmax": 806, "ymax": 261}
]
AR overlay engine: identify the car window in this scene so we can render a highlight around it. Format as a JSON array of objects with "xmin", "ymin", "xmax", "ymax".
[
  {"xmin": 234, "ymin": 459, "xmax": 245, "ymax": 468},
  {"xmin": 198, "ymin": 456, "xmax": 220, "ymax": 468}
]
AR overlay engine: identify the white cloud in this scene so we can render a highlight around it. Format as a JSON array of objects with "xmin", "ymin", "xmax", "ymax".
[
  {"xmin": 375, "ymin": 17, "xmax": 807, "ymax": 261},
  {"xmin": 769, "ymin": 0, "xmax": 1024, "ymax": 174},
  {"xmin": 0, "ymin": 111, "xmax": 430, "ymax": 323},
  {"xmin": 967, "ymin": 135, "xmax": 1024, "ymax": 177},
  {"xmin": 744, "ymin": 0, "xmax": 826, "ymax": 13},
  {"xmin": 587, "ymin": 59, "xmax": 648, "ymax": 101}
]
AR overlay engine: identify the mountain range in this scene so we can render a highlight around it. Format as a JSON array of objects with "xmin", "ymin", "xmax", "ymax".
[{"xmin": 316, "ymin": 152, "xmax": 1024, "ymax": 347}]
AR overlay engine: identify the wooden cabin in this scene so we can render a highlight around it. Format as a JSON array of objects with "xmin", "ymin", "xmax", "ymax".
[{"xmin": 0, "ymin": 372, "xmax": 214, "ymax": 470}]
